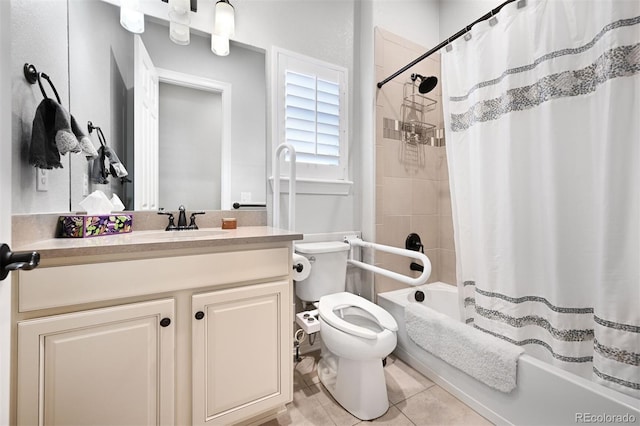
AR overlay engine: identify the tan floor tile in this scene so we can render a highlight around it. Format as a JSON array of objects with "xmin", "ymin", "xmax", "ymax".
[
  {"xmin": 271, "ymin": 352, "xmax": 488, "ymax": 426},
  {"xmin": 306, "ymin": 382, "xmax": 336, "ymax": 407},
  {"xmin": 357, "ymin": 406, "xmax": 414, "ymax": 425},
  {"xmin": 384, "ymin": 357, "xmax": 434, "ymax": 404},
  {"xmin": 395, "ymin": 386, "xmax": 492, "ymax": 426},
  {"xmin": 295, "ymin": 352, "xmax": 321, "ymax": 387},
  {"xmin": 387, "ymin": 356, "xmax": 435, "ymax": 389},
  {"xmin": 323, "ymin": 400, "xmax": 361, "ymax": 426},
  {"xmin": 267, "ymin": 386, "xmax": 336, "ymax": 426},
  {"xmin": 294, "ymin": 370, "xmax": 308, "ymax": 391}
]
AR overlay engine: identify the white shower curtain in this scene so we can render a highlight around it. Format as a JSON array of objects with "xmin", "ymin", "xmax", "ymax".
[{"xmin": 442, "ymin": 0, "xmax": 639, "ymax": 398}]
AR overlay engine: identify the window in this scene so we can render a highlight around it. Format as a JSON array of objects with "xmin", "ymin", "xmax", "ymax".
[{"xmin": 274, "ymin": 48, "xmax": 348, "ymax": 182}]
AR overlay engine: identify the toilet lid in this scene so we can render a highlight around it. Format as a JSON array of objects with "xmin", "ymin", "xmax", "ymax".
[{"xmin": 319, "ymin": 292, "xmax": 398, "ymax": 340}]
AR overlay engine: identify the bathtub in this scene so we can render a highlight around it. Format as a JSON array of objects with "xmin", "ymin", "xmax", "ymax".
[{"xmin": 378, "ymin": 283, "xmax": 640, "ymax": 426}]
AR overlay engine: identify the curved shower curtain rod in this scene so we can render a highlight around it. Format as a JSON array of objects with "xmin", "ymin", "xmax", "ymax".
[{"xmin": 376, "ymin": 0, "xmax": 522, "ymax": 89}]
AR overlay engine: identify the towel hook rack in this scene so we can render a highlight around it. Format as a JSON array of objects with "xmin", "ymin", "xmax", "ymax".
[
  {"xmin": 87, "ymin": 121, "xmax": 107, "ymax": 147},
  {"xmin": 87, "ymin": 121, "xmax": 98, "ymax": 134},
  {"xmin": 23, "ymin": 63, "xmax": 38, "ymax": 84},
  {"xmin": 23, "ymin": 63, "xmax": 61, "ymax": 104}
]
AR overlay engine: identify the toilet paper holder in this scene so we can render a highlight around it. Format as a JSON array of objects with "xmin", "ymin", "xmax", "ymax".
[
  {"xmin": 294, "ymin": 255, "xmax": 314, "ymax": 271},
  {"xmin": 292, "ymin": 253, "xmax": 312, "ymax": 281}
]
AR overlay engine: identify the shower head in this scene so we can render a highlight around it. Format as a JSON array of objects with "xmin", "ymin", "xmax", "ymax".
[{"xmin": 411, "ymin": 73, "xmax": 438, "ymax": 94}]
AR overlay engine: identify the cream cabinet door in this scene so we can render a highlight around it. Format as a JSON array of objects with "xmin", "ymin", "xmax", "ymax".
[
  {"xmin": 17, "ymin": 299, "xmax": 175, "ymax": 426},
  {"xmin": 192, "ymin": 280, "xmax": 292, "ymax": 425}
]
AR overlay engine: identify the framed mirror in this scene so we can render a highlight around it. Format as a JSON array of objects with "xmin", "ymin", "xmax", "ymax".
[{"xmin": 68, "ymin": 0, "xmax": 267, "ymax": 212}]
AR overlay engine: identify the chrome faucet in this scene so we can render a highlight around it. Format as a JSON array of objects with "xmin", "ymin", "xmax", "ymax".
[{"xmin": 158, "ymin": 205, "xmax": 205, "ymax": 231}]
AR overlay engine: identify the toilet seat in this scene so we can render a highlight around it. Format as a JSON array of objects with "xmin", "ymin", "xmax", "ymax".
[{"xmin": 319, "ymin": 292, "xmax": 398, "ymax": 340}]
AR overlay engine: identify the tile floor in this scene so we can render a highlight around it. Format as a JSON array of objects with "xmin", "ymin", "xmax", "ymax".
[{"xmin": 261, "ymin": 351, "xmax": 493, "ymax": 426}]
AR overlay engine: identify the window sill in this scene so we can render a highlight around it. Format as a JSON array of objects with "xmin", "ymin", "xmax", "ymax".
[{"xmin": 268, "ymin": 177, "xmax": 353, "ymax": 195}]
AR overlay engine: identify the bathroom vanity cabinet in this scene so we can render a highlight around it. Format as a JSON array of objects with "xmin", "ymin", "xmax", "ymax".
[
  {"xmin": 11, "ymin": 227, "xmax": 301, "ymax": 426},
  {"xmin": 17, "ymin": 298, "xmax": 176, "ymax": 425}
]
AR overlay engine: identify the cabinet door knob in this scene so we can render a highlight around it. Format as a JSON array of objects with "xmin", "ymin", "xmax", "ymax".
[
  {"xmin": 160, "ymin": 317, "xmax": 171, "ymax": 327},
  {"xmin": 194, "ymin": 311, "xmax": 205, "ymax": 320}
]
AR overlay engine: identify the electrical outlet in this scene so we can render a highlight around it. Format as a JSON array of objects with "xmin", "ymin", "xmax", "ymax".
[
  {"xmin": 241, "ymin": 192, "xmax": 252, "ymax": 203},
  {"xmin": 36, "ymin": 169, "xmax": 48, "ymax": 192}
]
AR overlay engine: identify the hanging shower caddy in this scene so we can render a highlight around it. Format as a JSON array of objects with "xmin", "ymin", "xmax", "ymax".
[{"xmin": 400, "ymin": 79, "xmax": 437, "ymax": 145}]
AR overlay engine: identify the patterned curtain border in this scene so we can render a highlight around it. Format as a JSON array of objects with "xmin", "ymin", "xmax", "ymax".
[
  {"xmin": 593, "ymin": 367, "xmax": 640, "ymax": 391},
  {"xmin": 449, "ymin": 16, "xmax": 640, "ymax": 102},
  {"xmin": 451, "ymin": 43, "xmax": 640, "ymax": 132},
  {"xmin": 474, "ymin": 306, "xmax": 594, "ymax": 342},
  {"xmin": 464, "ymin": 281, "xmax": 640, "ymax": 369},
  {"xmin": 473, "ymin": 323, "xmax": 593, "ymax": 363},
  {"xmin": 468, "ymin": 282, "xmax": 594, "ymax": 314},
  {"xmin": 594, "ymin": 338, "xmax": 639, "ymax": 367}
]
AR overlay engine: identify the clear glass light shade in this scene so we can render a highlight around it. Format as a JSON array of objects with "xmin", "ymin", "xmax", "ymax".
[
  {"xmin": 170, "ymin": 21, "xmax": 190, "ymax": 45},
  {"xmin": 120, "ymin": 0, "xmax": 144, "ymax": 33},
  {"xmin": 213, "ymin": 0, "xmax": 235, "ymax": 37},
  {"xmin": 168, "ymin": 0, "xmax": 190, "ymax": 45},
  {"xmin": 211, "ymin": 33, "xmax": 230, "ymax": 56},
  {"xmin": 168, "ymin": 0, "xmax": 190, "ymax": 19}
]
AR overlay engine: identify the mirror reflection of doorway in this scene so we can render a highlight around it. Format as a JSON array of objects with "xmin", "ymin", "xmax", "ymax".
[
  {"xmin": 158, "ymin": 83, "xmax": 222, "ymax": 211},
  {"xmin": 134, "ymin": 35, "xmax": 232, "ymax": 211}
]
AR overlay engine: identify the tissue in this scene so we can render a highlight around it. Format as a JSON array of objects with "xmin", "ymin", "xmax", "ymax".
[
  {"xmin": 292, "ymin": 253, "xmax": 311, "ymax": 281},
  {"xmin": 79, "ymin": 190, "xmax": 114, "ymax": 215},
  {"xmin": 58, "ymin": 190, "xmax": 133, "ymax": 238},
  {"xmin": 110, "ymin": 193, "xmax": 125, "ymax": 212}
]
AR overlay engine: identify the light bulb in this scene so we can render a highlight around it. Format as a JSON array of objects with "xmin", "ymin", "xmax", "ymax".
[
  {"xmin": 120, "ymin": 0, "xmax": 144, "ymax": 33},
  {"xmin": 211, "ymin": 34, "xmax": 230, "ymax": 56},
  {"xmin": 214, "ymin": 0, "xmax": 235, "ymax": 37},
  {"xmin": 170, "ymin": 21, "xmax": 190, "ymax": 45}
]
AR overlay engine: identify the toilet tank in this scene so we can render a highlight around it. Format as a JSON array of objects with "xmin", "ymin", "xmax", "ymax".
[{"xmin": 294, "ymin": 241, "xmax": 351, "ymax": 302}]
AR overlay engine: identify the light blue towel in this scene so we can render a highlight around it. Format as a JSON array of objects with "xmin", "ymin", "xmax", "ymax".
[{"xmin": 405, "ymin": 303, "xmax": 523, "ymax": 393}]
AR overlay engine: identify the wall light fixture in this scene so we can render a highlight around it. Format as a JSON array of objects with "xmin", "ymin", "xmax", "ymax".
[
  {"xmin": 211, "ymin": 0, "xmax": 234, "ymax": 56},
  {"xmin": 120, "ymin": 0, "xmax": 145, "ymax": 33},
  {"xmin": 168, "ymin": 0, "xmax": 191, "ymax": 45}
]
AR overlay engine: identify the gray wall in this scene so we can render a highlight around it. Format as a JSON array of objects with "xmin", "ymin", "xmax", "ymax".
[
  {"xmin": 1, "ymin": 1, "xmax": 14, "ymax": 422},
  {"xmin": 438, "ymin": 0, "xmax": 501, "ymax": 40},
  {"xmin": 140, "ymin": 20, "xmax": 266, "ymax": 210},
  {"xmin": 11, "ymin": 0, "xmax": 70, "ymax": 213},
  {"xmin": 69, "ymin": 0, "xmax": 134, "ymax": 210},
  {"xmin": 11, "ymin": 0, "xmax": 446, "ymax": 239},
  {"xmin": 158, "ymin": 83, "xmax": 222, "ymax": 211}
]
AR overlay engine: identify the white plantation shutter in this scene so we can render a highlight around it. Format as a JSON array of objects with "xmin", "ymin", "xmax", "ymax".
[
  {"xmin": 285, "ymin": 71, "xmax": 341, "ymax": 166},
  {"xmin": 275, "ymin": 48, "xmax": 348, "ymax": 181}
]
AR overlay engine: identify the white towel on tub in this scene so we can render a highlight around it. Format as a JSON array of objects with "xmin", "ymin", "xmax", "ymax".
[{"xmin": 405, "ymin": 302, "xmax": 524, "ymax": 393}]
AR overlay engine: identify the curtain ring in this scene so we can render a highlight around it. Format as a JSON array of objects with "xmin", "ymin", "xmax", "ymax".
[
  {"xmin": 463, "ymin": 27, "xmax": 472, "ymax": 42},
  {"xmin": 445, "ymin": 37, "xmax": 453, "ymax": 52},
  {"xmin": 489, "ymin": 10, "xmax": 498, "ymax": 26}
]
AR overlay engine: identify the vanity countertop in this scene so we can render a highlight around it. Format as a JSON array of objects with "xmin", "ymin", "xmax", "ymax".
[{"xmin": 15, "ymin": 226, "xmax": 304, "ymax": 260}]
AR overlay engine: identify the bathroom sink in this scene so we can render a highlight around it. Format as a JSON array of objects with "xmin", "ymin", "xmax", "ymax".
[{"xmin": 136, "ymin": 229, "xmax": 228, "ymax": 240}]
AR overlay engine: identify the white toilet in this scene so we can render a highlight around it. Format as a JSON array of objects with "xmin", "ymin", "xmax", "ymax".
[{"xmin": 294, "ymin": 241, "xmax": 398, "ymax": 421}]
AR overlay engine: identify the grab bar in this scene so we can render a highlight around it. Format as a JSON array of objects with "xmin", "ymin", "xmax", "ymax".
[
  {"xmin": 345, "ymin": 237, "xmax": 432, "ymax": 287},
  {"xmin": 232, "ymin": 202, "xmax": 266, "ymax": 209},
  {"xmin": 273, "ymin": 143, "xmax": 296, "ymax": 230}
]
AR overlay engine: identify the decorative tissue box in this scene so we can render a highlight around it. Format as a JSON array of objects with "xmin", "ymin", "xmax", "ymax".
[{"xmin": 58, "ymin": 214, "xmax": 133, "ymax": 238}]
